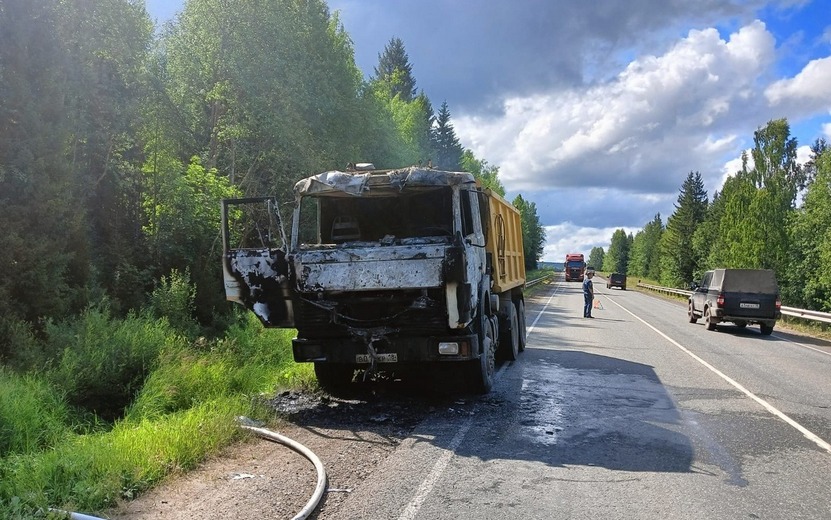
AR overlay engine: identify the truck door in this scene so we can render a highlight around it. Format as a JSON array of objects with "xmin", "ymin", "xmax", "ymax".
[
  {"xmin": 221, "ymin": 197, "xmax": 296, "ymax": 328},
  {"xmin": 460, "ymin": 189, "xmax": 487, "ymax": 296}
]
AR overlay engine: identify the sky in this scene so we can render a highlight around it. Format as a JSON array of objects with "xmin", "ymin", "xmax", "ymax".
[{"xmin": 146, "ymin": 0, "xmax": 831, "ymax": 263}]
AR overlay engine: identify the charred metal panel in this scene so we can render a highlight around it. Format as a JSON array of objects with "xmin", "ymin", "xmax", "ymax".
[
  {"xmin": 293, "ymin": 244, "xmax": 446, "ymax": 292},
  {"xmin": 293, "ymin": 167, "xmax": 476, "ymax": 197},
  {"xmin": 225, "ymin": 248, "xmax": 295, "ymax": 327}
]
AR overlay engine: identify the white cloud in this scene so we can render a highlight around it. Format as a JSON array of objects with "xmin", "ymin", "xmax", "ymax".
[
  {"xmin": 765, "ymin": 56, "xmax": 831, "ymax": 112},
  {"xmin": 456, "ymin": 21, "xmax": 777, "ymax": 198},
  {"xmin": 796, "ymin": 144, "xmax": 814, "ymax": 165},
  {"xmin": 542, "ymin": 222, "xmax": 641, "ymax": 263}
]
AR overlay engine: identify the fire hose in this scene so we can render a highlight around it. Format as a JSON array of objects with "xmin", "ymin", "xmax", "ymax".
[{"xmin": 52, "ymin": 417, "xmax": 327, "ymax": 520}]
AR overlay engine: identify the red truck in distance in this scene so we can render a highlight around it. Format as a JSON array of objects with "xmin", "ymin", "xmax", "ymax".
[{"xmin": 564, "ymin": 253, "xmax": 586, "ymax": 282}]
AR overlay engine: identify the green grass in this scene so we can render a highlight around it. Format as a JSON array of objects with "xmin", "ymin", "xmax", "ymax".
[
  {"xmin": 525, "ymin": 267, "xmax": 556, "ymax": 297},
  {"xmin": 0, "ymin": 310, "xmax": 315, "ymax": 518}
]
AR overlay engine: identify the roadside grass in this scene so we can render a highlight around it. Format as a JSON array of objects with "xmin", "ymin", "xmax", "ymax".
[
  {"xmin": 525, "ymin": 267, "xmax": 556, "ymax": 297},
  {"xmin": 0, "ymin": 310, "xmax": 314, "ymax": 518}
]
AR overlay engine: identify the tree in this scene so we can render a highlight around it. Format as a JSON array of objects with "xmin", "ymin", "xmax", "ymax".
[
  {"xmin": 706, "ymin": 119, "xmax": 801, "ymax": 280},
  {"xmin": 628, "ymin": 214, "xmax": 663, "ymax": 279},
  {"xmin": 603, "ymin": 229, "xmax": 631, "ymax": 273},
  {"xmin": 0, "ymin": 0, "xmax": 77, "ymax": 328},
  {"xmin": 142, "ymin": 156, "xmax": 241, "ymax": 321},
  {"xmin": 691, "ymin": 189, "xmax": 726, "ymax": 278},
  {"xmin": 787, "ymin": 147, "xmax": 831, "ymax": 309},
  {"xmin": 432, "ymin": 101, "xmax": 464, "ymax": 171},
  {"xmin": 373, "ymin": 37, "xmax": 417, "ymax": 102},
  {"xmin": 461, "ymin": 149, "xmax": 505, "ymax": 196},
  {"xmin": 512, "ymin": 195, "xmax": 545, "ymax": 271},
  {"xmin": 802, "ymin": 137, "xmax": 828, "ymax": 187},
  {"xmin": 588, "ymin": 247, "xmax": 605, "ymax": 271},
  {"xmin": 660, "ymin": 172, "xmax": 708, "ymax": 287},
  {"xmin": 0, "ymin": 0, "xmax": 153, "ymax": 326}
]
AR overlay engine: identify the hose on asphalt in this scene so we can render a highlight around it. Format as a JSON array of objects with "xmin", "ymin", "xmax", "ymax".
[{"xmin": 237, "ymin": 416, "xmax": 328, "ymax": 520}]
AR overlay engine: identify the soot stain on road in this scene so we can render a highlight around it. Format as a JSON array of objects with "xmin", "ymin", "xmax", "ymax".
[{"xmin": 508, "ymin": 352, "xmax": 695, "ymax": 473}]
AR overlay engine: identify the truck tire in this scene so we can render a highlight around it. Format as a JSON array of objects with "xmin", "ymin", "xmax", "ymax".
[
  {"xmin": 469, "ymin": 299, "xmax": 496, "ymax": 394},
  {"xmin": 516, "ymin": 299, "xmax": 527, "ymax": 351},
  {"xmin": 704, "ymin": 307, "xmax": 717, "ymax": 331},
  {"xmin": 314, "ymin": 362, "xmax": 354, "ymax": 393},
  {"xmin": 688, "ymin": 302, "xmax": 698, "ymax": 323},
  {"xmin": 760, "ymin": 323, "xmax": 774, "ymax": 335},
  {"xmin": 498, "ymin": 302, "xmax": 520, "ymax": 361}
]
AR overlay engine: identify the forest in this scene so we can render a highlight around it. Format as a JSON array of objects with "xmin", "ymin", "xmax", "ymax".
[
  {"xmin": 590, "ymin": 118, "xmax": 831, "ymax": 313},
  {"xmin": 0, "ymin": 0, "xmax": 546, "ymax": 360},
  {"xmin": 0, "ymin": 0, "xmax": 551, "ymax": 515}
]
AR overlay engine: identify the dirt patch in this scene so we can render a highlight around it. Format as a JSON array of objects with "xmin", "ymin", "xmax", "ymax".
[{"xmin": 109, "ymin": 384, "xmax": 460, "ymax": 519}]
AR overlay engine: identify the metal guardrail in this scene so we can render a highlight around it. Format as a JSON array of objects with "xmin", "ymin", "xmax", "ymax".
[
  {"xmin": 636, "ymin": 282, "xmax": 831, "ymax": 325},
  {"xmin": 526, "ymin": 274, "xmax": 552, "ymax": 288}
]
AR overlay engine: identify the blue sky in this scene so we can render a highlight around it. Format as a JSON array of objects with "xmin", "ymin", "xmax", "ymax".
[{"xmin": 146, "ymin": 0, "xmax": 831, "ymax": 263}]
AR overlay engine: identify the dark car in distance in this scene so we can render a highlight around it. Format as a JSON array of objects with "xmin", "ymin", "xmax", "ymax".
[
  {"xmin": 606, "ymin": 272, "xmax": 626, "ymax": 290},
  {"xmin": 688, "ymin": 268, "xmax": 781, "ymax": 335}
]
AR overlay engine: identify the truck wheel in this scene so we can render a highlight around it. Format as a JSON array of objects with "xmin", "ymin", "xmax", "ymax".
[
  {"xmin": 516, "ymin": 299, "xmax": 527, "ymax": 351},
  {"xmin": 469, "ymin": 303, "xmax": 496, "ymax": 394},
  {"xmin": 704, "ymin": 307, "xmax": 717, "ymax": 331},
  {"xmin": 688, "ymin": 302, "xmax": 698, "ymax": 323},
  {"xmin": 760, "ymin": 323, "xmax": 774, "ymax": 335},
  {"xmin": 314, "ymin": 362, "xmax": 354, "ymax": 393},
  {"xmin": 498, "ymin": 302, "xmax": 520, "ymax": 361}
]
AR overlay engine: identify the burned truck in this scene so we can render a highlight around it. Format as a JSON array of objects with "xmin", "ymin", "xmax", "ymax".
[{"xmin": 221, "ymin": 165, "xmax": 527, "ymax": 393}]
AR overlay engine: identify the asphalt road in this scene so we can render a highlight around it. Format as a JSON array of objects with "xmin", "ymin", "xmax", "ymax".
[{"xmin": 332, "ymin": 276, "xmax": 831, "ymax": 520}]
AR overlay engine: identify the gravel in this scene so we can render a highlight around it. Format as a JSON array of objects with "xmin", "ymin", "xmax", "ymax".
[{"xmin": 109, "ymin": 382, "xmax": 457, "ymax": 519}]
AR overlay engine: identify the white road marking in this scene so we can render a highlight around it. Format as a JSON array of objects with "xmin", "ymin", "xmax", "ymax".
[
  {"xmin": 605, "ymin": 297, "xmax": 831, "ymax": 454},
  {"xmin": 772, "ymin": 333, "xmax": 831, "ymax": 357},
  {"xmin": 399, "ymin": 280, "xmax": 564, "ymax": 519},
  {"xmin": 528, "ymin": 281, "xmax": 564, "ymax": 334},
  {"xmin": 398, "ymin": 418, "xmax": 473, "ymax": 520}
]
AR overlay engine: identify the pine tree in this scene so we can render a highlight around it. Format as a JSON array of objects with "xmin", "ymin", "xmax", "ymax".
[
  {"xmin": 628, "ymin": 214, "xmax": 663, "ymax": 279},
  {"xmin": 512, "ymin": 195, "xmax": 545, "ymax": 271},
  {"xmin": 433, "ymin": 101, "xmax": 464, "ymax": 171},
  {"xmin": 660, "ymin": 172, "xmax": 708, "ymax": 287},
  {"xmin": 373, "ymin": 37, "xmax": 417, "ymax": 102}
]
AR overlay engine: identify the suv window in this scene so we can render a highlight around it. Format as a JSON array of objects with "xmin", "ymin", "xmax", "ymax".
[{"xmin": 700, "ymin": 271, "xmax": 713, "ymax": 289}]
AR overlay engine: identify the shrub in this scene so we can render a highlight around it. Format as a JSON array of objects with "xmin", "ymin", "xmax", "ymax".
[
  {"xmin": 0, "ymin": 316, "xmax": 45, "ymax": 372},
  {"xmin": 45, "ymin": 307, "xmax": 184, "ymax": 420},
  {"xmin": 148, "ymin": 269, "xmax": 199, "ymax": 339},
  {"xmin": 0, "ymin": 369, "xmax": 70, "ymax": 457}
]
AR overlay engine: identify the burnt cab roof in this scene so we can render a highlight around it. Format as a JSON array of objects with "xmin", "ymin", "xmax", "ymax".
[
  {"xmin": 294, "ymin": 166, "xmax": 477, "ymax": 198},
  {"xmin": 706, "ymin": 268, "xmax": 779, "ymax": 293}
]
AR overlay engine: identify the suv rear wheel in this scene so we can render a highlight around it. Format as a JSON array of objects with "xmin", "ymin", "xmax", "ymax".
[
  {"xmin": 704, "ymin": 307, "xmax": 717, "ymax": 331},
  {"xmin": 760, "ymin": 323, "xmax": 774, "ymax": 336},
  {"xmin": 688, "ymin": 302, "xmax": 698, "ymax": 323}
]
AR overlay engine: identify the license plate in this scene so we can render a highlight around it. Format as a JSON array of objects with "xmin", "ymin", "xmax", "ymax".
[
  {"xmin": 356, "ymin": 353, "xmax": 398, "ymax": 364},
  {"xmin": 740, "ymin": 302, "xmax": 760, "ymax": 309}
]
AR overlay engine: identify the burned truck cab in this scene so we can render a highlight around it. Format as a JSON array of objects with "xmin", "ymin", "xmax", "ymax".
[{"xmin": 222, "ymin": 165, "xmax": 502, "ymax": 391}]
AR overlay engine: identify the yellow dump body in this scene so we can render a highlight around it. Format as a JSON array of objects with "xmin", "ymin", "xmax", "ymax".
[{"xmin": 484, "ymin": 189, "xmax": 526, "ymax": 293}]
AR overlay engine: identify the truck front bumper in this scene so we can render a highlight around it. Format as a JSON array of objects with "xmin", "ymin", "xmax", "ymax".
[{"xmin": 292, "ymin": 334, "xmax": 480, "ymax": 365}]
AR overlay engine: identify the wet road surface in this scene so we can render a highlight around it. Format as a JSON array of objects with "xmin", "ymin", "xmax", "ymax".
[{"xmin": 332, "ymin": 277, "xmax": 831, "ymax": 519}]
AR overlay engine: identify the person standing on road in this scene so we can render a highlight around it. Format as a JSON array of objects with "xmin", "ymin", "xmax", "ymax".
[{"xmin": 583, "ymin": 270, "xmax": 595, "ymax": 318}]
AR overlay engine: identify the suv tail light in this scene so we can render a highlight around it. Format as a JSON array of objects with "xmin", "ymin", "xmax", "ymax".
[
  {"xmin": 775, "ymin": 297, "xmax": 781, "ymax": 310},
  {"xmin": 716, "ymin": 293, "xmax": 725, "ymax": 307}
]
